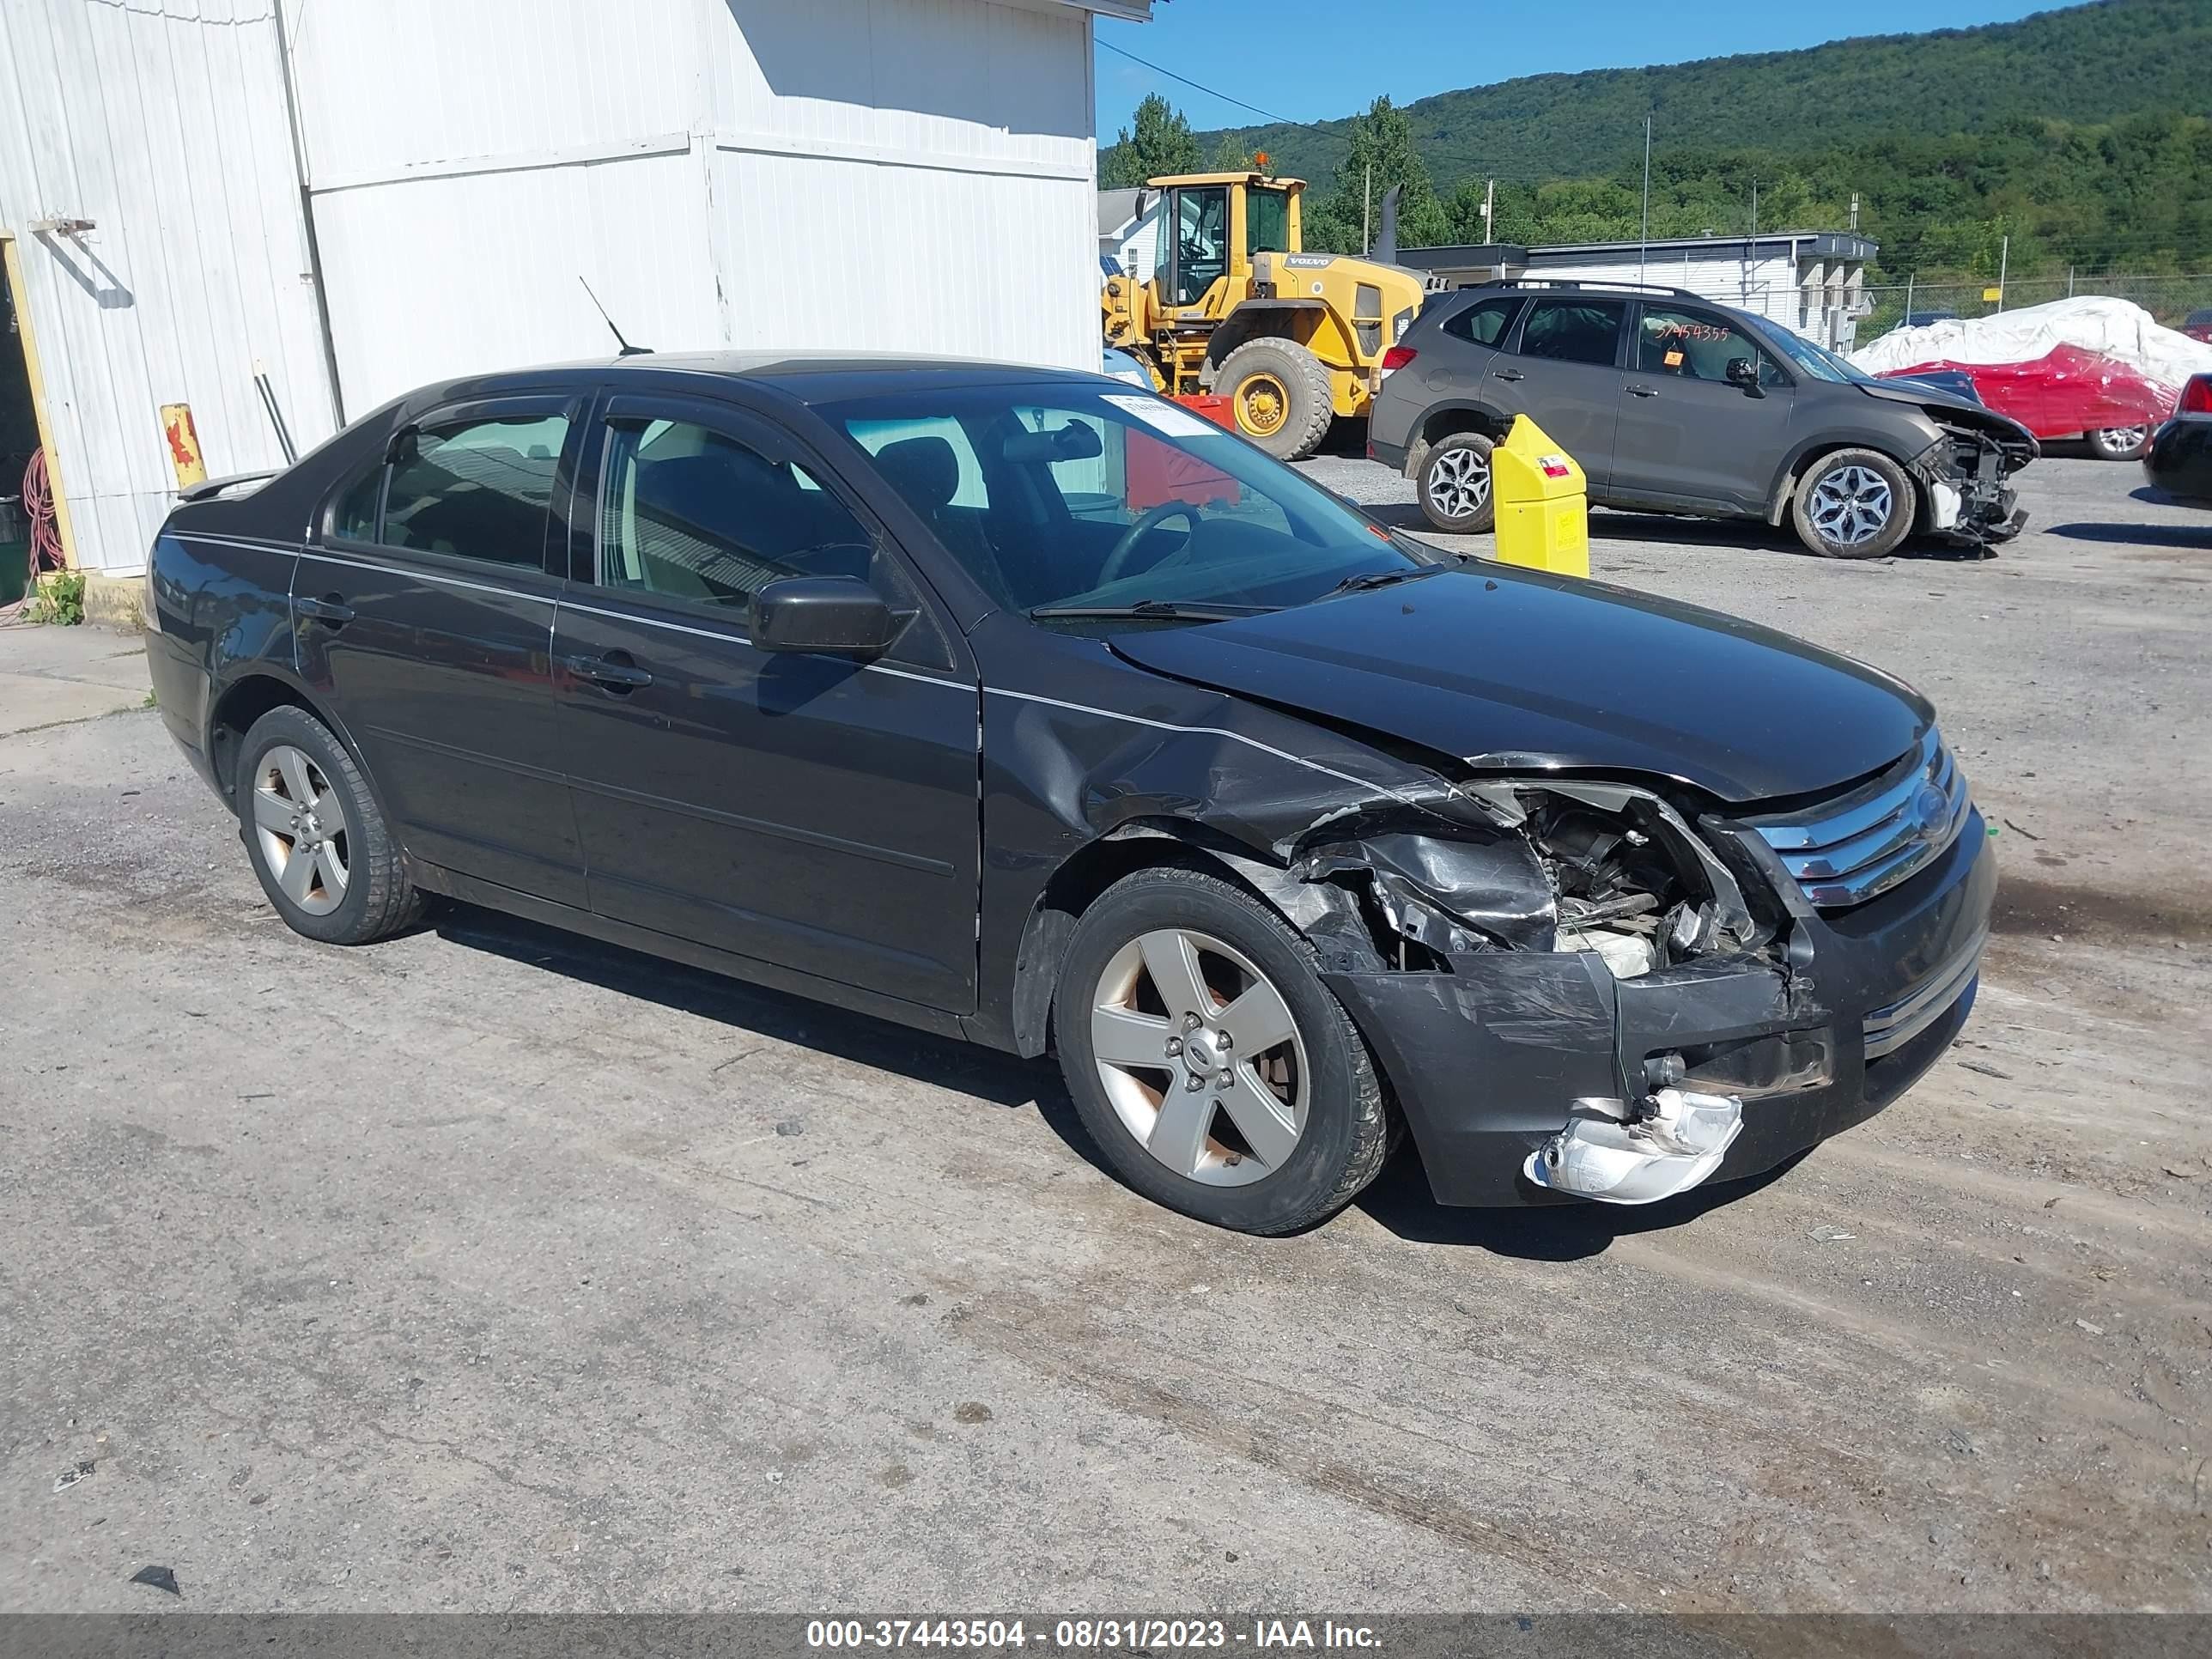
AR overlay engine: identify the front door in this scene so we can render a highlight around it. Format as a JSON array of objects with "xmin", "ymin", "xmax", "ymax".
[
  {"xmin": 1481, "ymin": 295, "xmax": 1629, "ymax": 486},
  {"xmin": 552, "ymin": 394, "xmax": 981, "ymax": 1013},
  {"xmin": 1608, "ymin": 301, "xmax": 1797, "ymax": 511},
  {"xmin": 298, "ymin": 395, "xmax": 586, "ymax": 905}
]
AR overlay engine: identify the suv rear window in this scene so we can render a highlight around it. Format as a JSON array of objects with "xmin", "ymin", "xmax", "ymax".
[
  {"xmin": 1441, "ymin": 295, "xmax": 1522, "ymax": 348},
  {"xmin": 1516, "ymin": 299, "xmax": 1626, "ymax": 367}
]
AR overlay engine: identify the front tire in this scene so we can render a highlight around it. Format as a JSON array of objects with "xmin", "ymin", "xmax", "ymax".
[
  {"xmin": 1416, "ymin": 432, "xmax": 1497, "ymax": 533},
  {"xmin": 1051, "ymin": 866, "xmax": 1391, "ymax": 1235},
  {"xmin": 1791, "ymin": 448, "xmax": 1917, "ymax": 559},
  {"xmin": 2087, "ymin": 425, "xmax": 2149, "ymax": 462},
  {"xmin": 236, "ymin": 705, "xmax": 422, "ymax": 945},
  {"xmin": 1216, "ymin": 338, "xmax": 1336, "ymax": 461}
]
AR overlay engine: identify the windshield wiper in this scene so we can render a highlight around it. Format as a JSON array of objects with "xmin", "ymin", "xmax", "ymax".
[
  {"xmin": 1027, "ymin": 599, "xmax": 1275, "ymax": 621},
  {"xmin": 1319, "ymin": 561, "xmax": 1452, "ymax": 597}
]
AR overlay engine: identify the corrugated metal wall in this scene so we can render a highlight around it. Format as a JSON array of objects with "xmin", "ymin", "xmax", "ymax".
[
  {"xmin": 294, "ymin": 0, "xmax": 1101, "ymax": 416},
  {"xmin": 2, "ymin": 0, "xmax": 1111, "ymax": 575},
  {"xmin": 0, "ymin": 0, "xmax": 338, "ymax": 574}
]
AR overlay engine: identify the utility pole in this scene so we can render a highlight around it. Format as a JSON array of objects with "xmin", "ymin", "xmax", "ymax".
[
  {"xmin": 1849, "ymin": 191, "xmax": 1859, "ymax": 231},
  {"xmin": 1638, "ymin": 115, "xmax": 1653, "ymax": 281},
  {"xmin": 1363, "ymin": 163, "xmax": 1372, "ymax": 255},
  {"xmin": 2068, "ymin": 264, "xmax": 2075, "ymax": 298},
  {"xmin": 1996, "ymin": 234, "xmax": 2008, "ymax": 313},
  {"xmin": 1483, "ymin": 176, "xmax": 1495, "ymax": 244},
  {"xmin": 1746, "ymin": 179, "xmax": 1759, "ymax": 306},
  {"xmin": 1905, "ymin": 271, "xmax": 1915, "ymax": 325}
]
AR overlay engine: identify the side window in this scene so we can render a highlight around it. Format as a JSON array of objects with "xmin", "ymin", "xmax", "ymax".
[
  {"xmin": 333, "ymin": 463, "xmax": 382, "ymax": 542},
  {"xmin": 380, "ymin": 413, "xmax": 568, "ymax": 567},
  {"xmin": 1247, "ymin": 188, "xmax": 1291, "ymax": 256},
  {"xmin": 1516, "ymin": 299, "xmax": 1627, "ymax": 368},
  {"xmin": 1441, "ymin": 296, "xmax": 1522, "ymax": 349},
  {"xmin": 598, "ymin": 420, "xmax": 873, "ymax": 610},
  {"xmin": 1637, "ymin": 305, "xmax": 1779, "ymax": 385}
]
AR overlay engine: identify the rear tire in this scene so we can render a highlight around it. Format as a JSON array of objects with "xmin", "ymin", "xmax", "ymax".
[
  {"xmin": 1216, "ymin": 338, "xmax": 1335, "ymax": 461},
  {"xmin": 1416, "ymin": 432, "xmax": 1497, "ymax": 533},
  {"xmin": 2087, "ymin": 425, "xmax": 2149, "ymax": 462},
  {"xmin": 236, "ymin": 705, "xmax": 422, "ymax": 945},
  {"xmin": 1790, "ymin": 448, "xmax": 1917, "ymax": 559},
  {"xmin": 1051, "ymin": 866, "xmax": 1391, "ymax": 1236}
]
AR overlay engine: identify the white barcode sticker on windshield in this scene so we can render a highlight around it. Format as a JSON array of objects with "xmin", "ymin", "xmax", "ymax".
[{"xmin": 1100, "ymin": 393, "xmax": 1221, "ymax": 440}]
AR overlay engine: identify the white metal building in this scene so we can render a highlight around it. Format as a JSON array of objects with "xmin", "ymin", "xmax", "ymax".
[
  {"xmin": 1403, "ymin": 232, "xmax": 1876, "ymax": 350},
  {"xmin": 1099, "ymin": 185, "xmax": 1162, "ymax": 278},
  {"xmin": 0, "ymin": 0, "xmax": 1149, "ymax": 593}
]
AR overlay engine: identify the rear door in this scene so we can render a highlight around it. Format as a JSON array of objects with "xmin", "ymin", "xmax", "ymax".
[
  {"xmin": 551, "ymin": 392, "xmax": 981, "ymax": 1012},
  {"xmin": 1413, "ymin": 293, "xmax": 1525, "ymax": 404},
  {"xmin": 1481, "ymin": 295, "xmax": 1629, "ymax": 484},
  {"xmin": 1608, "ymin": 301, "xmax": 1797, "ymax": 511},
  {"xmin": 298, "ymin": 394, "xmax": 586, "ymax": 906}
]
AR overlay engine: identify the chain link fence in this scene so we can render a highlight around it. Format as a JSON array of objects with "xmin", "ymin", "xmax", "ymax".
[{"xmin": 1858, "ymin": 273, "xmax": 2212, "ymax": 343}]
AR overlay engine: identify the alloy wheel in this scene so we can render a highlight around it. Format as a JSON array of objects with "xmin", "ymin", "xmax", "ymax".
[
  {"xmin": 1425, "ymin": 446, "xmax": 1491, "ymax": 521},
  {"xmin": 2094, "ymin": 425, "xmax": 2148, "ymax": 451},
  {"xmin": 1807, "ymin": 464, "xmax": 1894, "ymax": 546},
  {"xmin": 251, "ymin": 744, "xmax": 350, "ymax": 915},
  {"xmin": 1088, "ymin": 928, "xmax": 1309, "ymax": 1188}
]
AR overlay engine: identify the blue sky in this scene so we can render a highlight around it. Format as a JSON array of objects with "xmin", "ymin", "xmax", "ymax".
[{"xmin": 1095, "ymin": 0, "xmax": 2055, "ymax": 136}]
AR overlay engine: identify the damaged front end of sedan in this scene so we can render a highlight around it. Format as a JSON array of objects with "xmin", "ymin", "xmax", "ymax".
[
  {"xmin": 1909, "ymin": 413, "xmax": 2037, "ymax": 550},
  {"xmin": 1200, "ymin": 770, "xmax": 1814, "ymax": 1207}
]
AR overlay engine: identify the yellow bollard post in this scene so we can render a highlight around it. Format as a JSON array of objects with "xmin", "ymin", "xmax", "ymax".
[
  {"xmin": 161, "ymin": 404, "xmax": 208, "ymax": 491},
  {"xmin": 1490, "ymin": 415, "xmax": 1589, "ymax": 577}
]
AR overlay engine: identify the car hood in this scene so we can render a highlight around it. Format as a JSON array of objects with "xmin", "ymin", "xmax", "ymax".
[
  {"xmin": 1856, "ymin": 376, "xmax": 2033, "ymax": 443},
  {"xmin": 1109, "ymin": 565, "xmax": 1933, "ymax": 805}
]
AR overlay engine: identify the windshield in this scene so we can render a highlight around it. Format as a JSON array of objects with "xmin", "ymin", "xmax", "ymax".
[
  {"xmin": 1765, "ymin": 327, "xmax": 1874, "ymax": 385},
  {"xmin": 818, "ymin": 382, "xmax": 1415, "ymax": 620}
]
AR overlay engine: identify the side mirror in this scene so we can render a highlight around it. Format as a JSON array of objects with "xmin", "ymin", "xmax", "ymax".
[
  {"xmin": 750, "ymin": 574, "xmax": 898, "ymax": 656},
  {"xmin": 1726, "ymin": 356, "xmax": 1762, "ymax": 392}
]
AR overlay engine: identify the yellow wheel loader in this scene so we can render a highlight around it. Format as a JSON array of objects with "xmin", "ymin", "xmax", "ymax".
[{"xmin": 1100, "ymin": 171, "xmax": 1431, "ymax": 460}]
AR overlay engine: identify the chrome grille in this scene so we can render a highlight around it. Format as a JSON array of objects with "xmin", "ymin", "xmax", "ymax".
[{"xmin": 1747, "ymin": 730, "xmax": 1972, "ymax": 908}]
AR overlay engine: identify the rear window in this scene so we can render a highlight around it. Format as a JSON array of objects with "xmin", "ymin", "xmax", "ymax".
[
  {"xmin": 1516, "ymin": 298, "xmax": 1626, "ymax": 367},
  {"xmin": 380, "ymin": 414, "xmax": 568, "ymax": 568},
  {"xmin": 1441, "ymin": 295, "xmax": 1522, "ymax": 349}
]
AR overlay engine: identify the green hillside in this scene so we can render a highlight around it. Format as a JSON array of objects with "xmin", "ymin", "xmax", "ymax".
[{"xmin": 1151, "ymin": 1, "xmax": 2210, "ymax": 189}]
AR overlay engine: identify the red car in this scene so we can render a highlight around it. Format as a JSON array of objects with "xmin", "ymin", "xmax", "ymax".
[{"xmin": 1881, "ymin": 343, "xmax": 2168, "ymax": 460}]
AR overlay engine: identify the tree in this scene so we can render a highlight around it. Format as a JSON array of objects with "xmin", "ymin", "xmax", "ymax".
[
  {"xmin": 1305, "ymin": 96, "xmax": 1450, "ymax": 254},
  {"xmin": 1100, "ymin": 94, "xmax": 1201, "ymax": 189},
  {"xmin": 1210, "ymin": 131, "xmax": 1254, "ymax": 172}
]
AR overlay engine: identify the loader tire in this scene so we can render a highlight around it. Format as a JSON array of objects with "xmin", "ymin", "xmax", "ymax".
[{"xmin": 1218, "ymin": 339, "xmax": 1336, "ymax": 461}]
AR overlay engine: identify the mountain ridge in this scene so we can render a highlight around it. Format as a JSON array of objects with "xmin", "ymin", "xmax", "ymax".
[{"xmin": 1139, "ymin": 1, "xmax": 2211, "ymax": 190}]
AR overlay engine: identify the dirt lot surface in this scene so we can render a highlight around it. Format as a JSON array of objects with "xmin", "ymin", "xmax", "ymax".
[{"xmin": 3, "ymin": 456, "xmax": 2208, "ymax": 1614}]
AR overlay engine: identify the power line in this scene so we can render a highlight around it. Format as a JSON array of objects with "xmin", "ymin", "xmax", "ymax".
[{"xmin": 1095, "ymin": 37, "xmax": 1341, "ymax": 137}]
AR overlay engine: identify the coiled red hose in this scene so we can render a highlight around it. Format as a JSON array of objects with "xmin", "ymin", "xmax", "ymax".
[{"xmin": 24, "ymin": 448, "xmax": 65, "ymax": 578}]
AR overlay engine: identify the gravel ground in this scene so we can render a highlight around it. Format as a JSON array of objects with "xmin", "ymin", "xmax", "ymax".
[{"xmin": 2, "ymin": 455, "xmax": 2207, "ymax": 1614}]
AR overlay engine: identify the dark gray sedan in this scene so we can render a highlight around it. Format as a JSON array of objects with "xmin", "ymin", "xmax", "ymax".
[{"xmin": 146, "ymin": 352, "xmax": 1993, "ymax": 1234}]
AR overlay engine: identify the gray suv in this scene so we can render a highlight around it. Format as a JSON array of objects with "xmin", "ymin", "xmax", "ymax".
[{"xmin": 1369, "ymin": 280, "xmax": 2036, "ymax": 558}]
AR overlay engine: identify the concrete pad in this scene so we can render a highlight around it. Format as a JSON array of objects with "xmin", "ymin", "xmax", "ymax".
[{"xmin": 0, "ymin": 668, "xmax": 140, "ymax": 735}]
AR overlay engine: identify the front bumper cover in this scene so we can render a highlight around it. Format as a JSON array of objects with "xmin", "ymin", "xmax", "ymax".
[{"xmin": 1324, "ymin": 806, "xmax": 1996, "ymax": 1207}]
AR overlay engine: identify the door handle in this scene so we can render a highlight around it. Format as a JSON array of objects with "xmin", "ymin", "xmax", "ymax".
[
  {"xmin": 1494, "ymin": 368, "xmax": 1524, "ymax": 382},
  {"xmin": 562, "ymin": 653, "xmax": 654, "ymax": 691},
  {"xmin": 296, "ymin": 594, "xmax": 355, "ymax": 626},
  {"xmin": 1626, "ymin": 384, "xmax": 1660, "ymax": 398}
]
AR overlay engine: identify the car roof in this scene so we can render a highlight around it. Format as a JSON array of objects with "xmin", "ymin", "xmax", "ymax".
[{"xmin": 392, "ymin": 350, "xmax": 1112, "ymax": 420}]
